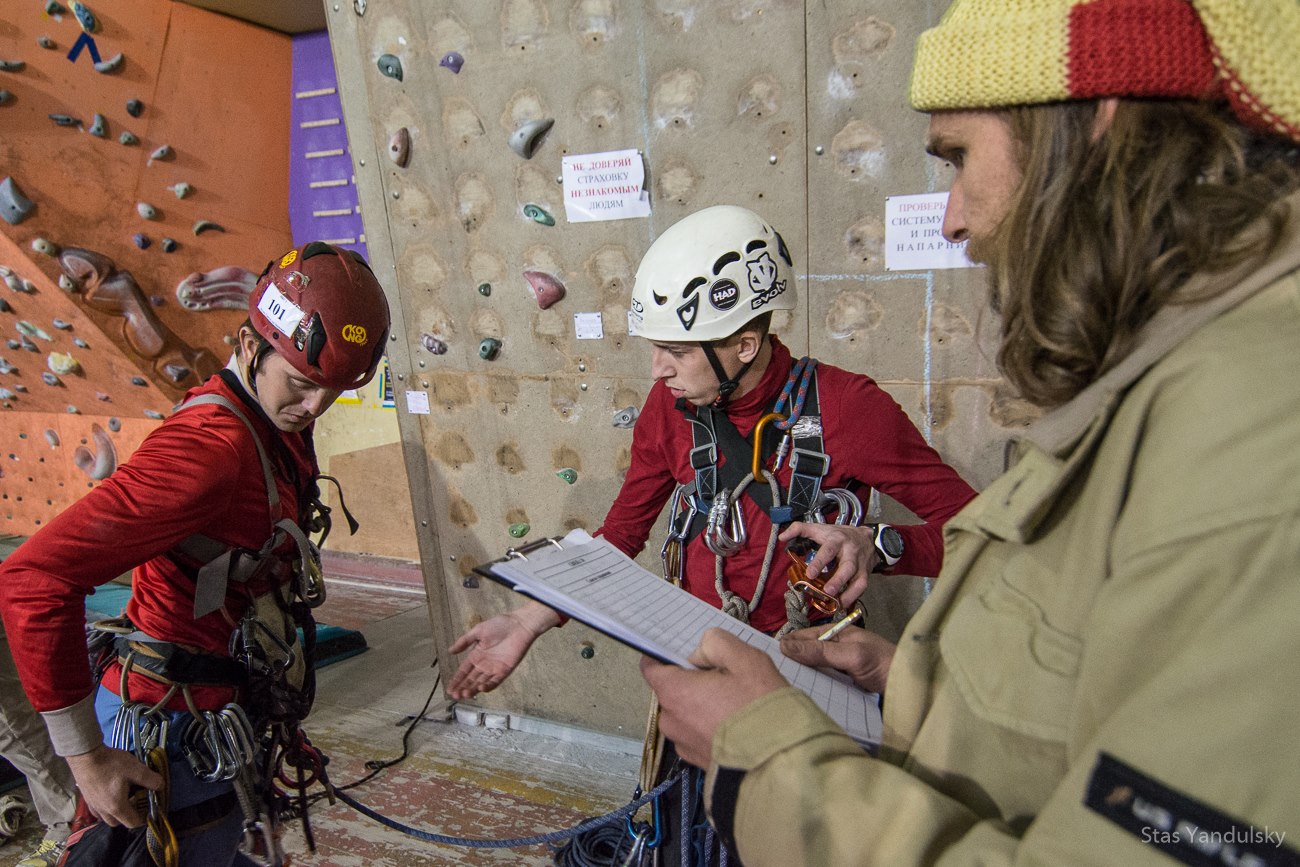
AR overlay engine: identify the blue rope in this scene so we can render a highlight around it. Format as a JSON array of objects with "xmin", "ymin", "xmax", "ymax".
[{"xmin": 334, "ymin": 773, "xmax": 680, "ymax": 849}]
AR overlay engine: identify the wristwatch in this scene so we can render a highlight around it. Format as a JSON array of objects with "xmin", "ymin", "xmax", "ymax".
[{"xmin": 870, "ymin": 523, "xmax": 904, "ymax": 571}]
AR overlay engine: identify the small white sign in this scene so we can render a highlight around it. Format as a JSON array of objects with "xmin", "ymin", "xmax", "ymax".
[
  {"xmin": 884, "ymin": 192, "xmax": 976, "ymax": 271},
  {"xmin": 256, "ymin": 284, "xmax": 305, "ymax": 336},
  {"xmin": 574, "ymin": 312, "xmax": 604, "ymax": 340},
  {"xmin": 404, "ymin": 390, "xmax": 430, "ymax": 415},
  {"xmin": 562, "ymin": 149, "xmax": 651, "ymax": 223}
]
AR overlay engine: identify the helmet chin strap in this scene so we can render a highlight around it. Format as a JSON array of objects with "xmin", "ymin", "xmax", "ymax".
[{"xmin": 701, "ymin": 342, "xmax": 752, "ymax": 408}]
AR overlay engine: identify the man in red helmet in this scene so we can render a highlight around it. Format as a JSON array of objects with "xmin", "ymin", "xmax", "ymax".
[{"xmin": 0, "ymin": 242, "xmax": 391, "ymax": 866}]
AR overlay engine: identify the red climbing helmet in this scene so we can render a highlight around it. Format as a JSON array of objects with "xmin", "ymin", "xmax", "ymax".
[{"xmin": 248, "ymin": 242, "xmax": 391, "ymax": 390}]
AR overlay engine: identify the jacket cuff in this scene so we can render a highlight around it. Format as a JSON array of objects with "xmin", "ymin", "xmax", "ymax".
[
  {"xmin": 41, "ymin": 694, "xmax": 104, "ymax": 756},
  {"xmin": 703, "ymin": 688, "xmax": 844, "ymax": 830}
]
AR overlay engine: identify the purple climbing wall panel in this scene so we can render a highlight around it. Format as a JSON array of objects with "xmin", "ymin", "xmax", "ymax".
[{"xmin": 290, "ymin": 31, "xmax": 367, "ymax": 258}]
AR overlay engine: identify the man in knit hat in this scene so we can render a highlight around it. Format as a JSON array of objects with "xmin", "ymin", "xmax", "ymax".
[{"xmin": 641, "ymin": 1, "xmax": 1300, "ymax": 864}]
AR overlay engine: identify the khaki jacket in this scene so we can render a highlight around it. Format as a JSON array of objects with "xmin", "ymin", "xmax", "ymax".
[{"xmin": 705, "ymin": 196, "xmax": 1300, "ymax": 866}]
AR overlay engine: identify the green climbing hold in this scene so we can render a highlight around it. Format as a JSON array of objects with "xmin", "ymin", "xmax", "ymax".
[
  {"xmin": 556, "ymin": 467, "xmax": 577, "ymax": 485},
  {"xmin": 508, "ymin": 522, "xmax": 530, "ymax": 538},
  {"xmin": 523, "ymin": 203, "xmax": 555, "ymax": 226}
]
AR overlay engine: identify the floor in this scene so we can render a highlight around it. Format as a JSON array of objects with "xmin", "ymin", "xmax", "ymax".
[{"xmin": 0, "ymin": 557, "xmax": 642, "ymax": 867}]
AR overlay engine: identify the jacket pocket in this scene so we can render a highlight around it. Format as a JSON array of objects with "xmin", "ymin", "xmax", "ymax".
[{"xmin": 938, "ymin": 567, "xmax": 1081, "ymax": 743}]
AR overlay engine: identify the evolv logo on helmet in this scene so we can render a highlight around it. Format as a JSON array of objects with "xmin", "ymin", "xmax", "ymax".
[
  {"xmin": 676, "ymin": 293, "xmax": 700, "ymax": 331},
  {"xmin": 340, "ymin": 324, "xmax": 368, "ymax": 345},
  {"xmin": 747, "ymin": 251, "xmax": 787, "ymax": 310}
]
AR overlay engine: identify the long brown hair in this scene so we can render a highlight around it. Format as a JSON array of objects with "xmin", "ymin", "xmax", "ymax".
[{"xmin": 983, "ymin": 100, "xmax": 1299, "ymax": 408}]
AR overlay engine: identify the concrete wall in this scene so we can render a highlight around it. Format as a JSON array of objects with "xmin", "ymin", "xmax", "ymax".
[{"xmin": 326, "ymin": 1, "xmax": 1032, "ymax": 736}]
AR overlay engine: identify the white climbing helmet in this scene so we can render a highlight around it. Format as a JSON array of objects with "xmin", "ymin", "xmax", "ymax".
[{"xmin": 629, "ymin": 205, "xmax": 796, "ymax": 342}]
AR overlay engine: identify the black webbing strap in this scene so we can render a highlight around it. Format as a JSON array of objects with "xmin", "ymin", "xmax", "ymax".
[
  {"xmin": 113, "ymin": 636, "xmax": 246, "ymax": 686},
  {"xmin": 679, "ymin": 404, "xmax": 783, "ymax": 545},
  {"xmin": 783, "ymin": 369, "xmax": 828, "ymax": 519}
]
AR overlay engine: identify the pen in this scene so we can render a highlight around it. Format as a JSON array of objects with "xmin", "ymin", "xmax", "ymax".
[{"xmin": 817, "ymin": 606, "xmax": 864, "ymax": 641}]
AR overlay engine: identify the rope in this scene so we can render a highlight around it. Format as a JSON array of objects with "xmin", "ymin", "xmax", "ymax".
[
  {"xmin": 334, "ymin": 773, "xmax": 679, "ymax": 849},
  {"xmin": 772, "ymin": 357, "xmax": 817, "ymax": 431},
  {"xmin": 714, "ymin": 470, "xmax": 782, "ymax": 624}
]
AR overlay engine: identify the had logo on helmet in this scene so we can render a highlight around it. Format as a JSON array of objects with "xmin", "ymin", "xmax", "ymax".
[
  {"xmin": 746, "ymin": 250, "xmax": 787, "ymax": 310},
  {"xmin": 341, "ymin": 324, "xmax": 368, "ymax": 345},
  {"xmin": 708, "ymin": 279, "xmax": 739, "ymax": 311},
  {"xmin": 280, "ymin": 249, "xmax": 298, "ymax": 269}
]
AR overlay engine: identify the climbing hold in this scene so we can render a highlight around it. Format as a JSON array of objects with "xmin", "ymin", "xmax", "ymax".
[
  {"xmin": 161, "ymin": 238, "xmax": 177, "ymax": 253},
  {"xmin": 125, "ymin": 98, "xmax": 143, "ymax": 117},
  {"xmin": 74, "ymin": 423, "xmax": 117, "ymax": 480},
  {"xmin": 72, "ymin": 337, "xmax": 88, "ymax": 348},
  {"xmin": 58, "ymin": 275, "xmax": 76, "ymax": 292},
  {"xmin": 93, "ymin": 53, "xmax": 123, "ymax": 74},
  {"xmin": 43, "ymin": 429, "xmax": 59, "ymax": 447},
  {"xmin": 19, "ymin": 336, "xmax": 37, "ymax": 352},
  {"xmin": 354, "ymin": 0, "xmax": 366, "ymax": 14},
  {"xmin": 41, "ymin": 371, "xmax": 61, "ymax": 386},
  {"xmin": 48, "ymin": 352, "xmax": 79, "ymax": 375},
  {"xmin": 0, "ymin": 358, "xmax": 12, "ymax": 373},
  {"xmin": 522, "ymin": 203, "xmax": 555, "ymax": 226},
  {"xmin": 143, "ymin": 409, "xmax": 164, "ymax": 420},
  {"xmin": 66, "ymin": 405, "xmax": 79, "ymax": 414},
  {"xmin": 118, "ymin": 131, "xmax": 138, "ymax": 146},
  {"xmin": 95, "ymin": 391, "xmax": 109, "ymax": 401},
  {"xmin": 107, "ymin": 417, "xmax": 120, "ymax": 431},
  {"xmin": 477, "ymin": 282, "xmax": 492, "ymax": 297},
  {"xmin": 52, "ymin": 318, "xmax": 72, "ymax": 330},
  {"xmin": 31, "ymin": 238, "xmax": 59, "ymax": 256},
  {"xmin": 49, "ymin": 114, "xmax": 80, "ymax": 127},
  {"xmin": 3, "ymin": 272, "xmax": 22, "ymax": 293},
  {"xmin": 420, "ymin": 333, "xmax": 448, "ymax": 355},
  {"xmin": 168, "ymin": 182, "xmax": 192, "ymax": 199},
  {"xmin": 161, "ymin": 363, "xmax": 189, "ymax": 383},
  {"xmin": 71, "ymin": 2, "xmax": 97, "ymax": 32},
  {"xmin": 45, "ymin": 1, "xmax": 66, "ymax": 15},
  {"xmin": 148, "ymin": 144, "xmax": 172, "ymax": 162},
  {"xmin": 556, "ymin": 467, "xmax": 578, "ymax": 485},
  {"xmin": 0, "ymin": 177, "xmax": 34, "ymax": 225},
  {"xmin": 192, "ymin": 220, "xmax": 225, "ymax": 236},
  {"xmin": 580, "ymin": 643, "xmax": 595, "ymax": 660},
  {"xmin": 377, "ymin": 54, "xmax": 402, "ymax": 81},
  {"xmin": 17, "ymin": 321, "xmax": 52, "ymax": 341},
  {"xmin": 130, "ymin": 376, "xmax": 146, "ymax": 386},
  {"xmin": 0, "ymin": 389, "xmax": 13, "ymax": 401},
  {"xmin": 0, "ymin": 298, "xmax": 8, "ymax": 313},
  {"xmin": 508, "ymin": 118, "xmax": 554, "ymax": 159},
  {"xmin": 136, "ymin": 202, "xmax": 157, "ymax": 220},
  {"xmin": 37, "ymin": 36, "xmax": 56, "ymax": 50},
  {"xmin": 0, "ymin": 61, "xmax": 27, "ymax": 73},
  {"xmin": 12, "ymin": 383, "xmax": 25, "ymax": 393},
  {"xmin": 388, "ymin": 128, "xmax": 410, "ymax": 167},
  {"xmin": 132, "ymin": 233, "xmax": 150, "ymax": 250},
  {"xmin": 478, "ymin": 337, "xmax": 501, "ymax": 361},
  {"xmin": 0, "ymin": 91, "xmax": 11, "ymax": 106},
  {"xmin": 4, "ymin": 340, "xmax": 18, "ymax": 351},
  {"xmin": 88, "ymin": 113, "xmax": 106, "ymax": 137},
  {"xmin": 612, "ymin": 406, "xmax": 640, "ymax": 429},
  {"xmin": 148, "ymin": 295, "xmax": 164, "ymax": 307},
  {"xmin": 439, "ymin": 52, "xmax": 464, "ymax": 74},
  {"xmin": 522, "ymin": 270, "xmax": 566, "ymax": 310},
  {"xmin": 508, "ymin": 522, "xmax": 530, "ymax": 538},
  {"xmin": 175, "ymin": 266, "xmax": 256, "ymax": 311}
]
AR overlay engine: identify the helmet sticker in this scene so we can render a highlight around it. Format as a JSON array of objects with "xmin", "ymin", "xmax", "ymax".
[
  {"xmin": 676, "ymin": 293, "xmax": 700, "ymax": 331},
  {"xmin": 257, "ymin": 283, "xmax": 306, "ymax": 338},
  {"xmin": 279, "ymin": 249, "xmax": 298, "ymax": 269},
  {"xmin": 746, "ymin": 251, "xmax": 779, "ymax": 294},
  {"xmin": 630, "ymin": 298, "xmax": 644, "ymax": 314},
  {"xmin": 341, "ymin": 324, "xmax": 369, "ymax": 345},
  {"xmin": 746, "ymin": 250, "xmax": 787, "ymax": 310},
  {"xmin": 708, "ymin": 278, "xmax": 739, "ymax": 311}
]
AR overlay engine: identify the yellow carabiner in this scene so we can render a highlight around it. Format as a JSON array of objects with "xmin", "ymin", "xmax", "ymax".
[{"xmin": 751, "ymin": 412, "xmax": 786, "ymax": 479}]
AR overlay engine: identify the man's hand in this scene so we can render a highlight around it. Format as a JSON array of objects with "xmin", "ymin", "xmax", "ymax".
[
  {"xmin": 780, "ymin": 522, "xmax": 880, "ymax": 606},
  {"xmin": 780, "ymin": 625, "xmax": 896, "ymax": 694},
  {"xmin": 446, "ymin": 602, "xmax": 562, "ymax": 700},
  {"xmin": 640, "ymin": 629, "xmax": 790, "ymax": 768},
  {"xmin": 64, "ymin": 743, "xmax": 161, "ymax": 828}
]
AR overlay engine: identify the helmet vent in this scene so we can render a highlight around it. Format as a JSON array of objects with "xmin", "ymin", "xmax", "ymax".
[
  {"xmin": 712, "ymin": 252, "xmax": 740, "ymax": 275},
  {"xmin": 683, "ymin": 276, "xmax": 707, "ymax": 299}
]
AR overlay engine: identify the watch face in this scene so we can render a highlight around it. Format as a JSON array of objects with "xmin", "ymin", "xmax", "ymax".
[{"xmin": 878, "ymin": 526, "xmax": 904, "ymax": 558}]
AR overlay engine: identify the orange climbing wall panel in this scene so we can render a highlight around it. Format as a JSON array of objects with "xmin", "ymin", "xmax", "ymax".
[{"xmin": 0, "ymin": 0, "xmax": 294, "ymax": 535}]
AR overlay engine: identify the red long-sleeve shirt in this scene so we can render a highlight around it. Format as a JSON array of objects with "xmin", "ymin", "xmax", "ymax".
[
  {"xmin": 597, "ymin": 336, "xmax": 976, "ymax": 634},
  {"xmin": 0, "ymin": 371, "xmax": 317, "ymax": 723}
]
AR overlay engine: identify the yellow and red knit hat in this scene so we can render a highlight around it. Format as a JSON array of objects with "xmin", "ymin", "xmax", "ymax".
[{"xmin": 910, "ymin": 0, "xmax": 1300, "ymax": 143}]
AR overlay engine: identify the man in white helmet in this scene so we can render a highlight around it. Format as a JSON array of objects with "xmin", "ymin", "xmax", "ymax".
[{"xmin": 449, "ymin": 204, "xmax": 975, "ymax": 860}]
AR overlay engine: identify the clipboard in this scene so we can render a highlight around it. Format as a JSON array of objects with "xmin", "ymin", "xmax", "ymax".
[{"xmin": 473, "ymin": 528, "xmax": 882, "ymax": 748}]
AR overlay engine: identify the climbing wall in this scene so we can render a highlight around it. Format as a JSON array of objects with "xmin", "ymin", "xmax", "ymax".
[
  {"xmin": 327, "ymin": 2, "xmax": 1026, "ymax": 736},
  {"xmin": 0, "ymin": 0, "xmax": 295, "ymax": 534}
]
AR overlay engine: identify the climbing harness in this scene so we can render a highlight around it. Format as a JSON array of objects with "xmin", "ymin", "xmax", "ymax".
[{"xmin": 81, "ymin": 381, "xmax": 346, "ymax": 867}]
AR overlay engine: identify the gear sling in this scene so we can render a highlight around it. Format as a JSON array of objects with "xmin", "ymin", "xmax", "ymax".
[{"xmin": 72, "ymin": 389, "xmax": 339, "ymax": 867}]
